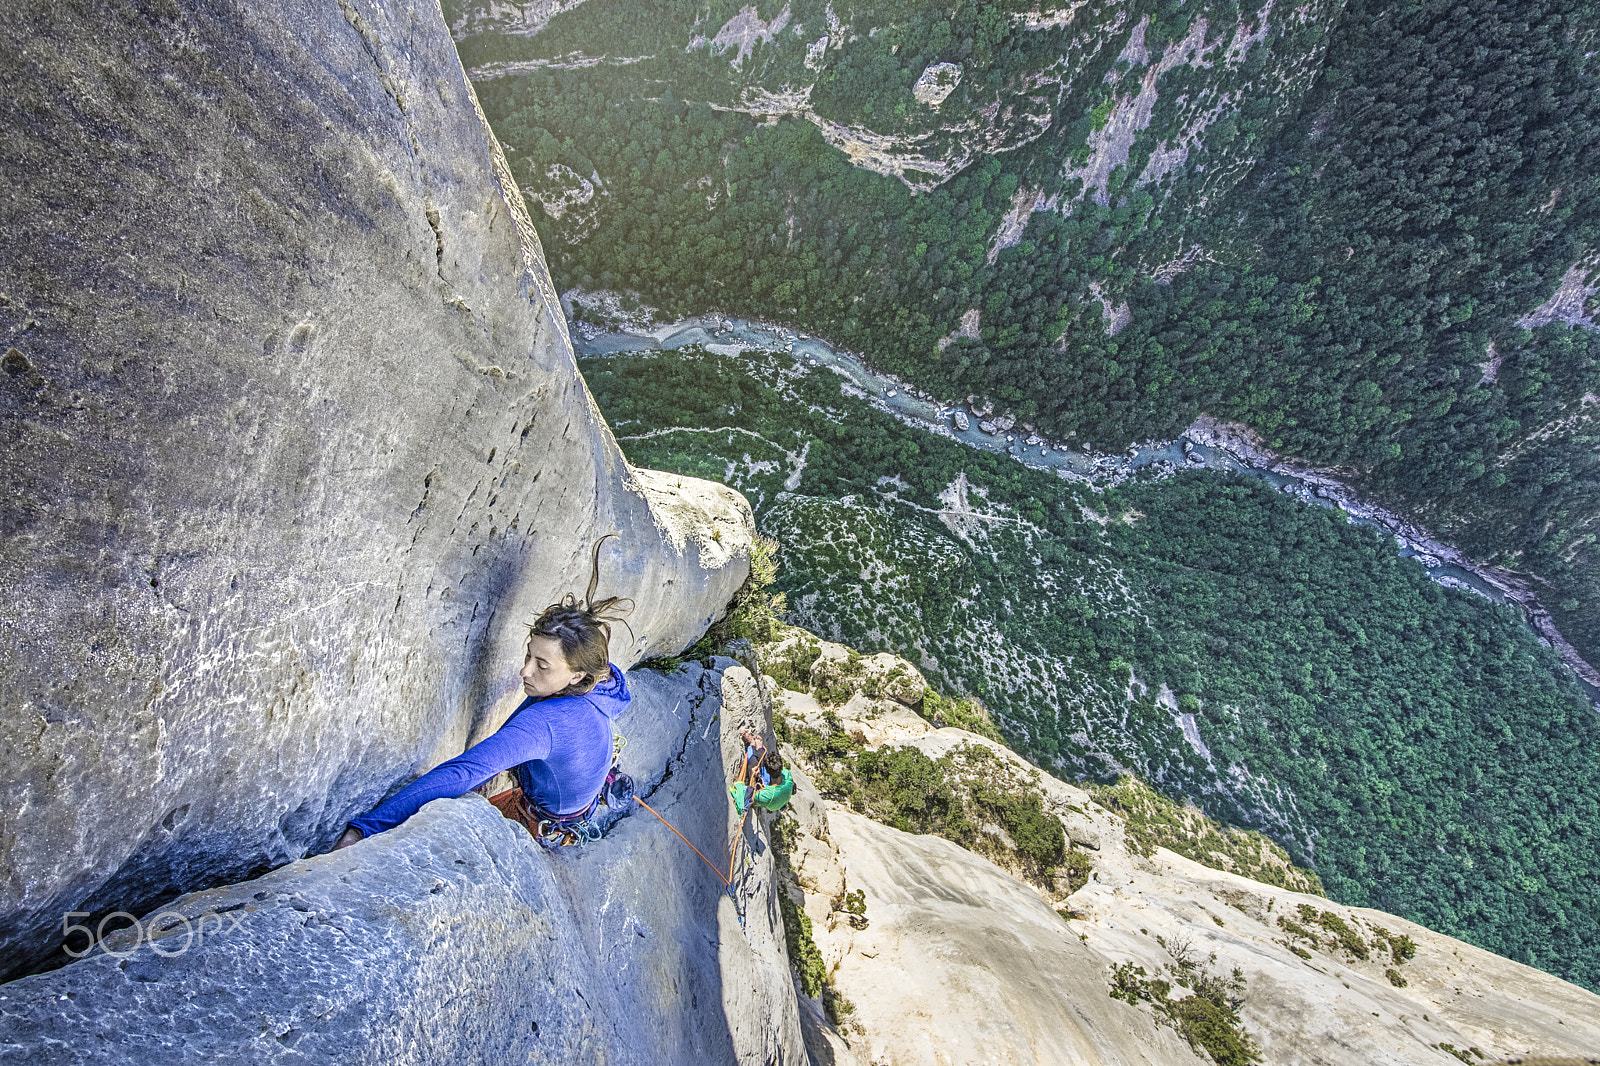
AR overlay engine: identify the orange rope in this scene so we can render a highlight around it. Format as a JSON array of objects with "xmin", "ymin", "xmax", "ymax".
[
  {"xmin": 636, "ymin": 795, "xmax": 751, "ymax": 887},
  {"xmin": 633, "ymin": 743, "xmax": 763, "ymax": 886}
]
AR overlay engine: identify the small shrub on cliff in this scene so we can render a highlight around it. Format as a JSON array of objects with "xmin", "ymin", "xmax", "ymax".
[
  {"xmin": 1169, "ymin": 995, "xmax": 1258, "ymax": 1066},
  {"xmin": 1109, "ymin": 938, "xmax": 1261, "ymax": 1065},
  {"xmin": 855, "ymin": 744, "xmax": 975, "ymax": 840},
  {"xmin": 973, "ymin": 787, "xmax": 1065, "ymax": 879},
  {"xmin": 785, "ymin": 714, "xmax": 866, "ymax": 802},
  {"xmin": 1301, "ymin": 904, "xmax": 1369, "ymax": 960},
  {"xmin": 1109, "ymin": 961, "xmax": 1170, "ymax": 1005},
  {"xmin": 697, "ymin": 535, "xmax": 785, "ymax": 655},
  {"xmin": 1060, "ymin": 849, "xmax": 1094, "ymax": 892},
  {"xmin": 766, "ymin": 636, "xmax": 823, "ymax": 693},
  {"xmin": 1372, "ymin": 927, "xmax": 1417, "ymax": 964},
  {"xmin": 919, "ymin": 687, "xmax": 1004, "ymax": 742}
]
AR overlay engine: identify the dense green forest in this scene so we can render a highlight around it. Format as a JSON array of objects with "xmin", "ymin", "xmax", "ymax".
[
  {"xmin": 464, "ymin": 0, "xmax": 1600, "ymax": 664},
  {"xmin": 583, "ymin": 345, "xmax": 1600, "ymax": 990}
]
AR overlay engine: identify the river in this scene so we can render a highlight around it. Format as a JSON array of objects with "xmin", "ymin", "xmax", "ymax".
[{"xmin": 574, "ymin": 312, "xmax": 1600, "ymax": 704}]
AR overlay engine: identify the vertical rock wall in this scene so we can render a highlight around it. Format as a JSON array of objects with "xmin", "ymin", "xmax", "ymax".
[
  {"xmin": 0, "ymin": 663, "xmax": 808, "ymax": 1065},
  {"xmin": 0, "ymin": 0, "xmax": 752, "ymax": 977}
]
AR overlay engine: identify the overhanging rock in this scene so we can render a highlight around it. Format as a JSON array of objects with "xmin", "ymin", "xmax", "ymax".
[{"xmin": 0, "ymin": 662, "xmax": 805, "ymax": 1065}]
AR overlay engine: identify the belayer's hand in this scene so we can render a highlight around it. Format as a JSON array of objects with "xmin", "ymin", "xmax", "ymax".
[{"xmin": 331, "ymin": 827, "xmax": 363, "ymax": 852}]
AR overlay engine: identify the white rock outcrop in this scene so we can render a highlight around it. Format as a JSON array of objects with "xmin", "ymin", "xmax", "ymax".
[{"xmin": 773, "ymin": 639, "xmax": 1600, "ymax": 1065}]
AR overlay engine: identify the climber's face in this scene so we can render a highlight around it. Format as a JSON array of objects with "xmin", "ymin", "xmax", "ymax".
[{"xmin": 520, "ymin": 634, "xmax": 586, "ymax": 698}]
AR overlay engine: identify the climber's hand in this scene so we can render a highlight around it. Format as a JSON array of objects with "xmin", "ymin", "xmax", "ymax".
[{"xmin": 331, "ymin": 827, "xmax": 363, "ymax": 852}]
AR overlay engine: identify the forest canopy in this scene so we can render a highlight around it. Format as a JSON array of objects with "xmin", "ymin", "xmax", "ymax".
[
  {"xmin": 467, "ymin": 0, "xmax": 1600, "ymax": 665},
  {"xmin": 585, "ymin": 345, "xmax": 1600, "ymax": 991}
]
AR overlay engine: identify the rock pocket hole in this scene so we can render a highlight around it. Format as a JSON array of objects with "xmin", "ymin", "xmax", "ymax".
[
  {"xmin": 2, "ymin": 348, "xmax": 30, "ymax": 375},
  {"xmin": 288, "ymin": 323, "xmax": 316, "ymax": 354}
]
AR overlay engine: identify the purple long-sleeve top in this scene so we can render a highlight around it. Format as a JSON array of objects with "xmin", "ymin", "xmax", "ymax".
[{"xmin": 347, "ymin": 663, "xmax": 631, "ymax": 839}]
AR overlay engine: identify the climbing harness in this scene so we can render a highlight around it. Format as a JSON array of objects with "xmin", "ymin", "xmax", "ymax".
[
  {"xmin": 490, "ymin": 728, "xmax": 635, "ymax": 849},
  {"xmin": 489, "ymin": 711, "xmax": 767, "ymax": 892}
]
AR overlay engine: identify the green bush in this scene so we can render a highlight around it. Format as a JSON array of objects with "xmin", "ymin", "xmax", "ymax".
[
  {"xmin": 778, "ymin": 892, "xmax": 828, "ymax": 1000},
  {"xmin": 1170, "ymin": 996, "xmax": 1259, "ymax": 1066},
  {"xmin": 1108, "ymin": 941, "xmax": 1261, "ymax": 1065},
  {"xmin": 975, "ymin": 788, "xmax": 1065, "ymax": 877}
]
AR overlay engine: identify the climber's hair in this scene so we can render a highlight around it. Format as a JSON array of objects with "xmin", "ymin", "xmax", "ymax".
[
  {"xmin": 527, "ymin": 534, "xmax": 635, "ymax": 697},
  {"xmin": 763, "ymin": 749, "xmax": 783, "ymax": 775}
]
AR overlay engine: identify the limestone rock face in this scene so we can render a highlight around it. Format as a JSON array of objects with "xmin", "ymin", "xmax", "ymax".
[
  {"xmin": 0, "ymin": 661, "xmax": 806, "ymax": 1065},
  {"xmin": 0, "ymin": 0, "xmax": 751, "ymax": 977},
  {"xmin": 819, "ymin": 807, "xmax": 1204, "ymax": 1065},
  {"xmin": 773, "ymin": 637, "xmax": 1600, "ymax": 1064},
  {"xmin": 1070, "ymin": 847, "xmax": 1600, "ymax": 1065}
]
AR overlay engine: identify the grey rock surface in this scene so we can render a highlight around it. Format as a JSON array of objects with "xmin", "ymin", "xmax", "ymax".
[
  {"xmin": 0, "ymin": 0, "xmax": 751, "ymax": 977},
  {"xmin": 0, "ymin": 662, "xmax": 806, "ymax": 1065}
]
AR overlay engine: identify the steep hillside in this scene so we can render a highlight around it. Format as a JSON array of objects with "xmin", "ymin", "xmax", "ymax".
[
  {"xmin": 763, "ymin": 629, "xmax": 1600, "ymax": 1065},
  {"xmin": 453, "ymin": 0, "xmax": 1600, "ymax": 669}
]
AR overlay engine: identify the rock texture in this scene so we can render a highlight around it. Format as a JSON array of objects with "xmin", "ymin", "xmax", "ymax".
[
  {"xmin": 0, "ymin": 661, "xmax": 806, "ymax": 1065},
  {"xmin": 774, "ymin": 656, "xmax": 1600, "ymax": 1065},
  {"xmin": 0, "ymin": 0, "xmax": 752, "ymax": 978},
  {"xmin": 823, "ymin": 807, "xmax": 1205, "ymax": 1066}
]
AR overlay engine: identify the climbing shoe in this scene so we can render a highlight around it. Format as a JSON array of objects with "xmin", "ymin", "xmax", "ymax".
[{"xmin": 602, "ymin": 770, "xmax": 635, "ymax": 809}]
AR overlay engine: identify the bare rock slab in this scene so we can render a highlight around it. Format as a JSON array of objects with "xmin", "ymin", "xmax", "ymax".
[{"xmin": 819, "ymin": 807, "xmax": 1202, "ymax": 1065}]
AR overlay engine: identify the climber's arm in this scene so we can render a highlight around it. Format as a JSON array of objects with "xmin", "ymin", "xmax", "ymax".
[{"xmin": 339, "ymin": 706, "xmax": 554, "ymax": 844}]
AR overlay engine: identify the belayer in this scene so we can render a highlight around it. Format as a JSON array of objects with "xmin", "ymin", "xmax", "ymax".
[
  {"xmin": 729, "ymin": 727, "xmax": 794, "ymax": 814},
  {"xmin": 332, "ymin": 536, "xmax": 634, "ymax": 852}
]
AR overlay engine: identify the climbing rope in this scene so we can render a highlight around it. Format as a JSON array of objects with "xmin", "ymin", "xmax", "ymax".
[
  {"xmin": 636, "ymin": 794, "xmax": 752, "ymax": 887},
  {"xmin": 632, "ymin": 736, "xmax": 767, "ymax": 885}
]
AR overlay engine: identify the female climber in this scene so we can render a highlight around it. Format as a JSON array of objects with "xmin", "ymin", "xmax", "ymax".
[{"xmin": 331, "ymin": 537, "xmax": 633, "ymax": 851}]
